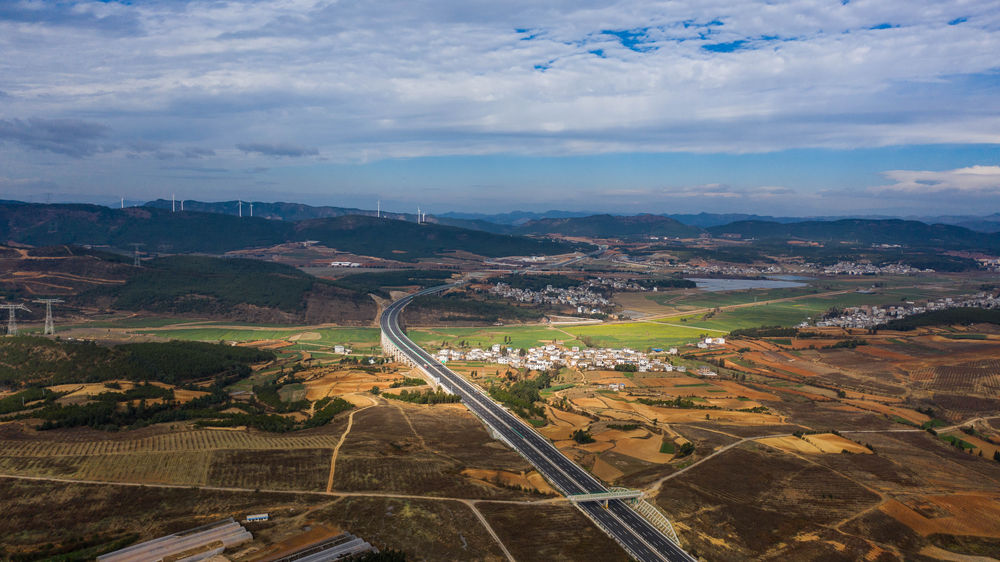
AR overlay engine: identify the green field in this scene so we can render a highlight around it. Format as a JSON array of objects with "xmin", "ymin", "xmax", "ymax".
[
  {"xmin": 562, "ymin": 322, "xmax": 704, "ymax": 349},
  {"xmin": 408, "ymin": 326, "xmax": 587, "ymax": 351},
  {"xmin": 654, "ymin": 286, "xmax": 963, "ymax": 333},
  {"xmin": 68, "ymin": 317, "xmax": 199, "ymax": 329},
  {"xmin": 647, "ymin": 286, "xmax": 816, "ymax": 310}
]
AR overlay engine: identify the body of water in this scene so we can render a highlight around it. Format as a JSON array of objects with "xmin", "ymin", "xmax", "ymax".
[{"xmin": 686, "ymin": 277, "xmax": 809, "ymax": 292}]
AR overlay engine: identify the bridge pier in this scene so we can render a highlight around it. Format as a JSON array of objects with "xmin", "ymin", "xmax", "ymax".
[{"xmin": 380, "ymin": 329, "xmax": 453, "ymax": 394}]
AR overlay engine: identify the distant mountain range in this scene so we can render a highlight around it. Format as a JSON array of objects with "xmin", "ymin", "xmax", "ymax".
[
  {"xmin": 14, "ymin": 198, "xmax": 997, "ymax": 257},
  {"xmin": 144, "ymin": 199, "xmax": 511, "ymax": 233},
  {"xmin": 145, "ymin": 199, "xmax": 1000, "ymax": 234},
  {"xmin": 136, "ymin": 200, "xmax": 1000, "ymax": 251},
  {"xmin": 0, "ymin": 202, "xmax": 584, "ymax": 260},
  {"xmin": 707, "ymin": 219, "xmax": 1000, "ymax": 250},
  {"xmin": 513, "ymin": 214, "xmax": 701, "ymax": 238},
  {"xmin": 444, "ymin": 208, "xmax": 1000, "ymax": 232}
]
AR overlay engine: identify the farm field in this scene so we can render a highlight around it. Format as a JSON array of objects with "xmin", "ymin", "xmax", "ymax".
[
  {"xmin": 655, "ymin": 287, "xmax": 962, "ymax": 333},
  {"xmin": 134, "ymin": 326, "xmax": 382, "ymax": 354},
  {"xmin": 654, "ymin": 431, "xmax": 1000, "ymax": 561},
  {"xmin": 478, "ymin": 503, "xmax": 629, "ymax": 561},
  {"xmin": 0, "ymin": 479, "xmax": 514, "ymax": 561},
  {"xmin": 562, "ymin": 321, "xmax": 706, "ymax": 349},
  {"xmin": 408, "ymin": 325, "xmax": 588, "ymax": 350},
  {"xmin": 644, "ymin": 286, "xmax": 817, "ymax": 312}
]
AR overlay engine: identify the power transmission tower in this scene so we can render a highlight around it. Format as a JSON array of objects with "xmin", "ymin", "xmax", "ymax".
[
  {"xmin": 0, "ymin": 303, "xmax": 30, "ymax": 336},
  {"xmin": 129, "ymin": 243, "xmax": 144, "ymax": 267},
  {"xmin": 33, "ymin": 299, "xmax": 64, "ymax": 335}
]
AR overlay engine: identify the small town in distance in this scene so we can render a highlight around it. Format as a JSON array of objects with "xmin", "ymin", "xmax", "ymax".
[{"xmin": 3, "ymin": 2, "xmax": 1000, "ymax": 561}]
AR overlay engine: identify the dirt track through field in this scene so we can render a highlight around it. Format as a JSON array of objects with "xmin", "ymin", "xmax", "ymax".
[
  {"xmin": 325, "ymin": 395, "xmax": 377, "ymax": 493},
  {"xmin": 462, "ymin": 500, "xmax": 516, "ymax": 562},
  {"xmin": 0, "ymin": 473, "xmax": 564, "ymax": 505},
  {"xmin": 640, "ymin": 288, "xmax": 858, "ymax": 321},
  {"xmin": 644, "ymin": 412, "xmax": 991, "ymax": 496}
]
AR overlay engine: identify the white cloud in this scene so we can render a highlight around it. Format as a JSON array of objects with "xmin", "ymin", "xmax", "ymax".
[
  {"xmin": 0, "ymin": 0, "xmax": 998, "ymax": 162},
  {"xmin": 875, "ymin": 165, "xmax": 1000, "ymax": 194}
]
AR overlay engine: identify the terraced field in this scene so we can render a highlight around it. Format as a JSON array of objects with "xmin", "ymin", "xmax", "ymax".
[{"xmin": 0, "ymin": 428, "xmax": 345, "ymax": 456}]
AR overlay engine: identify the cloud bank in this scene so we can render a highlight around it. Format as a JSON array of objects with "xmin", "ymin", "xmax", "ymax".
[
  {"xmin": 0, "ymin": 1, "xmax": 997, "ymax": 213},
  {"xmin": 877, "ymin": 165, "xmax": 1000, "ymax": 194}
]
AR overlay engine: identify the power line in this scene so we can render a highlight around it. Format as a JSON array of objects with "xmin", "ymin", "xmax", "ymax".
[
  {"xmin": 33, "ymin": 299, "xmax": 64, "ymax": 335},
  {"xmin": 0, "ymin": 303, "xmax": 30, "ymax": 336}
]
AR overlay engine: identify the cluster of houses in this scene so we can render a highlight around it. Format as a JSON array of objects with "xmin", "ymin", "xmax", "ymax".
[
  {"xmin": 489, "ymin": 275, "xmax": 695, "ymax": 314},
  {"xmin": 820, "ymin": 261, "xmax": 932, "ymax": 275},
  {"xmin": 676, "ymin": 260, "xmax": 940, "ymax": 278},
  {"xmin": 681, "ymin": 264, "xmax": 789, "ymax": 276},
  {"xmin": 697, "ymin": 337, "xmax": 727, "ymax": 348},
  {"xmin": 590, "ymin": 276, "xmax": 664, "ymax": 292},
  {"xmin": 808, "ymin": 292, "xmax": 1000, "ymax": 329},
  {"xmin": 435, "ymin": 343, "xmax": 684, "ymax": 373},
  {"xmin": 977, "ymin": 257, "xmax": 1000, "ymax": 272},
  {"xmin": 489, "ymin": 282, "xmax": 611, "ymax": 313}
]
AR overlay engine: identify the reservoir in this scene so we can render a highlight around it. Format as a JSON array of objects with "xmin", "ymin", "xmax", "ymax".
[{"xmin": 686, "ymin": 277, "xmax": 809, "ymax": 292}]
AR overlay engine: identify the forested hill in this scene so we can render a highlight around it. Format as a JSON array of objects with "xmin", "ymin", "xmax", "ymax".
[
  {"xmin": 78, "ymin": 255, "xmax": 375, "ymax": 324},
  {"xmin": 514, "ymin": 214, "xmax": 703, "ymax": 238},
  {"xmin": 294, "ymin": 215, "xmax": 586, "ymax": 258},
  {"xmin": 0, "ymin": 202, "xmax": 290, "ymax": 253},
  {"xmin": 143, "ymin": 198, "xmax": 512, "ymax": 233},
  {"xmin": 0, "ymin": 202, "xmax": 584, "ymax": 259},
  {"xmin": 145, "ymin": 198, "xmax": 405, "ymax": 222},
  {"xmin": 707, "ymin": 219, "xmax": 1000, "ymax": 250}
]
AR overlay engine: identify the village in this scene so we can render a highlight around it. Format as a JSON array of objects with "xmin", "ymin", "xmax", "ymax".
[
  {"xmin": 820, "ymin": 261, "xmax": 932, "ymax": 275},
  {"xmin": 680, "ymin": 263, "xmax": 788, "ymax": 277},
  {"xmin": 811, "ymin": 291, "xmax": 1000, "ymax": 329},
  {"xmin": 488, "ymin": 281, "xmax": 612, "ymax": 313},
  {"xmin": 434, "ymin": 342, "xmax": 697, "ymax": 373}
]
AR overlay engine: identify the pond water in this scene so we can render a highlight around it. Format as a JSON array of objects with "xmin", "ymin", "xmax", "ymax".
[{"xmin": 686, "ymin": 277, "xmax": 810, "ymax": 292}]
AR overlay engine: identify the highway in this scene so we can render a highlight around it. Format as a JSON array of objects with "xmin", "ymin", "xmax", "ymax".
[{"xmin": 381, "ymin": 284, "xmax": 696, "ymax": 562}]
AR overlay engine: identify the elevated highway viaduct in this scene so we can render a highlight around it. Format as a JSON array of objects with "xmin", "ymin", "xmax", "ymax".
[{"xmin": 380, "ymin": 284, "xmax": 695, "ymax": 562}]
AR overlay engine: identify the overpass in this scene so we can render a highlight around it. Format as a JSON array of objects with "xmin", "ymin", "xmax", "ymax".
[{"xmin": 380, "ymin": 284, "xmax": 694, "ymax": 562}]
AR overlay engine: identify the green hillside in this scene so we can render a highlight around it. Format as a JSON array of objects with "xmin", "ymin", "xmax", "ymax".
[
  {"xmin": 0, "ymin": 202, "xmax": 582, "ymax": 259},
  {"xmin": 0, "ymin": 337, "xmax": 273, "ymax": 388},
  {"xmin": 0, "ymin": 202, "xmax": 291, "ymax": 253},
  {"xmin": 707, "ymin": 219, "xmax": 1000, "ymax": 251},
  {"xmin": 295, "ymin": 215, "xmax": 585, "ymax": 259},
  {"xmin": 96, "ymin": 255, "xmax": 317, "ymax": 314}
]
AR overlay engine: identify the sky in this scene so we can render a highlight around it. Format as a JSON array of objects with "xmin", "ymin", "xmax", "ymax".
[{"xmin": 1, "ymin": 0, "xmax": 999, "ymax": 217}]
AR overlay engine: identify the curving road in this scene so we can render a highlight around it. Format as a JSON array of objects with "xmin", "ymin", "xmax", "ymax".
[{"xmin": 381, "ymin": 284, "xmax": 696, "ymax": 562}]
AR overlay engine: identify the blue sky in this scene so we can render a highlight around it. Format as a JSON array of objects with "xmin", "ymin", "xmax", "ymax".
[{"xmin": 0, "ymin": 0, "xmax": 999, "ymax": 216}]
